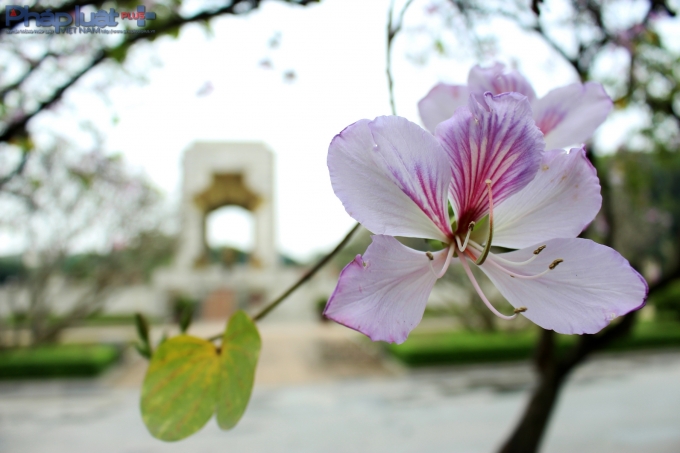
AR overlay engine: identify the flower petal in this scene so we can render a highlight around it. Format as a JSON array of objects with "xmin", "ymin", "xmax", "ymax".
[
  {"xmin": 478, "ymin": 238, "xmax": 648, "ymax": 334},
  {"xmin": 436, "ymin": 93, "xmax": 545, "ymax": 226},
  {"xmin": 328, "ymin": 117, "xmax": 453, "ymax": 241},
  {"xmin": 324, "ymin": 235, "xmax": 448, "ymax": 344},
  {"xmin": 418, "ymin": 83, "xmax": 470, "ymax": 133},
  {"xmin": 467, "ymin": 63, "xmax": 537, "ymax": 102},
  {"xmin": 493, "ymin": 147, "xmax": 602, "ymax": 249},
  {"xmin": 533, "ymin": 82, "xmax": 613, "ymax": 149}
]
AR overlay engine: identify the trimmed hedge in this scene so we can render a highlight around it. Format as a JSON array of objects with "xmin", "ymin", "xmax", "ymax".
[
  {"xmin": 0, "ymin": 344, "xmax": 122, "ymax": 379},
  {"xmin": 387, "ymin": 321, "xmax": 680, "ymax": 367}
]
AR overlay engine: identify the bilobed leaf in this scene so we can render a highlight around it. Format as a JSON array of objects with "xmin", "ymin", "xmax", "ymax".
[
  {"xmin": 139, "ymin": 311, "xmax": 262, "ymax": 441},
  {"xmin": 141, "ymin": 335, "xmax": 220, "ymax": 441},
  {"xmin": 216, "ymin": 310, "xmax": 261, "ymax": 430}
]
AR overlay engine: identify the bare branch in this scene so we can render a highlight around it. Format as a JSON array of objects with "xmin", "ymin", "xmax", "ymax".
[
  {"xmin": 386, "ymin": 0, "xmax": 415, "ymax": 115},
  {"xmin": 0, "ymin": 0, "xmax": 321, "ymax": 145}
]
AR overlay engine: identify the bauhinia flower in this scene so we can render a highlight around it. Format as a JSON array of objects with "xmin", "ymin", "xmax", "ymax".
[
  {"xmin": 418, "ymin": 62, "xmax": 613, "ymax": 150},
  {"xmin": 324, "ymin": 92, "xmax": 647, "ymax": 344}
]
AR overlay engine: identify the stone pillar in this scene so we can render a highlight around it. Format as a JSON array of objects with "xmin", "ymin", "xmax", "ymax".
[{"xmin": 174, "ymin": 142, "xmax": 278, "ymax": 270}]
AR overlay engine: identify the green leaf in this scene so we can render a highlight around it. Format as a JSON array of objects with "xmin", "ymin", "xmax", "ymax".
[
  {"xmin": 216, "ymin": 310, "xmax": 261, "ymax": 429},
  {"xmin": 134, "ymin": 342, "xmax": 151, "ymax": 360},
  {"xmin": 179, "ymin": 304, "xmax": 193, "ymax": 333},
  {"xmin": 140, "ymin": 311, "xmax": 261, "ymax": 441},
  {"xmin": 135, "ymin": 312, "xmax": 150, "ymax": 344},
  {"xmin": 141, "ymin": 335, "xmax": 220, "ymax": 441}
]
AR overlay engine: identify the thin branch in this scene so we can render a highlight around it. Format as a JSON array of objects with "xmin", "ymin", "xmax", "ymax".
[
  {"xmin": 0, "ymin": 149, "xmax": 29, "ymax": 190},
  {"xmin": 386, "ymin": 0, "xmax": 415, "ymax": 116},
  {"xmin": 0, "ymin": 0, "xmax": 320, "ymax": 145},
  {"xmin": 532, "ymin": 23, "xmax": 580, "ymax": 75},
  {"xmin": 0, "ymin": 51, "xmax": 105, "ymax": 144},
  {"xmin": 0, "ymin": 53, "xmax": 57, "ymax": 100},
  {"xmin": 207, "ymin": 222, "xmax": 361, "ymax": 341}
]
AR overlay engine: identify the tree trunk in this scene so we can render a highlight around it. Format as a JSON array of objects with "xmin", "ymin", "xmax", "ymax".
[
  {"xmin": 498, "ymin": 368, "xmax": 565, "ymax": 453},
  {"xmin": 497, "ymin": 312, "xmax": 639, "ymax": 453}
]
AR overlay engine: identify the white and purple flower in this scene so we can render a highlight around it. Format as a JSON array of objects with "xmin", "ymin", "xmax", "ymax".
[
  {"xmin": 324, "ymin": 90, "xmax": 647, "ymax": 344},
  {"xmin": 418, "ymin": 62, "xmax": 613, "ymax": 150}
]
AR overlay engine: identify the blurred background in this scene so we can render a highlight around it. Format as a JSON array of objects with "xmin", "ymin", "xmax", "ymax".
[{"xmin": 0, "ymin": 0, "xmax": 679, "ymax": 452}]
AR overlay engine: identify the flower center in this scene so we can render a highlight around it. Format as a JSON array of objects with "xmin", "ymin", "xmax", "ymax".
[
  {"xmin": 431, "ymin": 180, "xmax": 566, "ymax": 321},
  {"xmin": 454, "ymin": 179, "xmax": 494, "ymax": 264}
]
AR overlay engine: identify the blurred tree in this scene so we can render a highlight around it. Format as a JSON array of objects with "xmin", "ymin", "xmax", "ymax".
[
  {"xmin": 0, "ymin": 138, "xmax": 171, "ymax": 346},
  {"xmin": 0, "ymin": 0, "xmax": 319, "ymax": 189},
  {"xmin": 0, "ymin": 0, "xmax": 321, "ymax": 346},
  {"xmin": 401, "ymin": 0, "xmax": 679, "ymax": 451}
]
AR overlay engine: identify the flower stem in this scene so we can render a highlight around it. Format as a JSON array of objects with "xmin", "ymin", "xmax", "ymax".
[{"xmin": 207, "ymin": 222, "xmax": 361, "ymax": 341}]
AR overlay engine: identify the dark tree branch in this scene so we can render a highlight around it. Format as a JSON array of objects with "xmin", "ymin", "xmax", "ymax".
[
  {"xmin": 0, "ymin": 0, "xmax": 320, "ymax": 145},
  {"xmin": 532, "ymin": 23, "xmax": 580, "ymax": 76},
  {"xmin": 0, "ymin": 51, "xmax": 106, "ymax": 145},
  {"xmin": 0, "ymin": 53, "xmax": 57, "ymax": 100}
]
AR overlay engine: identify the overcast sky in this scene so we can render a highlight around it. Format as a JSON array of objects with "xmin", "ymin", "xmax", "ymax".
[{"xmin": 15, "ymin": 0, "xmax": 677, "ymax": 261}]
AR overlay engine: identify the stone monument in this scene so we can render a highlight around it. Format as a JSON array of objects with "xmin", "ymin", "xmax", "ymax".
[{"xmin": 175, "ymin": 142, "xmax": 277, "ymax": 270}]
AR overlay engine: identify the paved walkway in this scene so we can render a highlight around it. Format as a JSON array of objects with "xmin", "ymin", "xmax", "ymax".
[{"xmin": 1, "ymin": 346, "xmax": 680, "ymax": 453}]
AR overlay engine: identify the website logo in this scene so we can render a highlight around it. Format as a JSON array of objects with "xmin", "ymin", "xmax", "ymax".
[{"xmin": 4, "ymin": 5, "xmax": 157, "ymax": 34}]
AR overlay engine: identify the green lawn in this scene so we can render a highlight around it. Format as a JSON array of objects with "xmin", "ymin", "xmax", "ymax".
[
  {"xmin": 0, "ymin": 344, "xmax": 122, "ymax": 379},
  {"xmin": 386, "ymin": 321, "xmax": 680, "ymax": 367}
]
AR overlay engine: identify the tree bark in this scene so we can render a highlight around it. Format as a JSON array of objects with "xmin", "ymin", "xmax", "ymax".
[
  {"xmin": 497, "ymin": 311, "xmax": 640, "ymax": 453},
  {"xmin": 498, "ymin": 369, "xmax": 565, "ymax": 453}
]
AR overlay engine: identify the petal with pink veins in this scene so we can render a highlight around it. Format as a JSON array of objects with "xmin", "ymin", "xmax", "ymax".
[
  {"xmin": 478, "ymin": 238, "xmax": 648, "ymax": 335},
  {"xmin": 328, "ymin": 117, "xmax": 453, "ymax": 242},
  {"xmin": 493, "ymin": 147, "xmax": 602, "ymax": 249},
  {"xmin": 418, "ymin": 83, "xmax": 470, "ymax": 133},
  {"xmin": 533, "ymin": 82, "xmax": 613, "ymax": 149},
  {"xmin": 468, "ymin": 63, "xmax": 537, "ymax": 103},
  {"xmin": 324, "ymin": 235, "xmax": 449, "ymax": 344},
  {"xmin": 436, "ymin": 93, "xmax": 544, "ymax": 226}
]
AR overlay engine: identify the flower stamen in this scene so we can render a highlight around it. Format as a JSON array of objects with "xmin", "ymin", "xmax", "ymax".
[
  {"xmin": 458, "ymin": 253, "xmax": 517, "ymax": 320},
  {"xmin": 468, "ymin": 242, "xmax": 551, "ymax": 268},
  {"xmin": 485, "ymin": 250, "xmax": 542, "ymax": 267},
  {"xmin": 427, "ymin": 246, "xmax": 455, "ymax": 279},
  {"xmin": 484, "ymin": 255, "xmax": 565, "ymax": 280},
  {"xmin": 475, "ymin": 180, "xmax": 494, "ymax": 265},
  {"xmin": 549, "ymin": 258, "xmax": 564, "ymax": 270}
]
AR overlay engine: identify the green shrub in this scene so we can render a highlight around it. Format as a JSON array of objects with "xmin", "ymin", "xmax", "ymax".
[
  {"xmin": 387, "ymin": 321, "xmax": 680, "ymax": 367},
  {"xmin": 649, "ymin": 280, "xmax": 680, "ymax": 321},
  {"xmin": 0, "ymin": 344, "xmax": 122, "ymax": 379}
]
